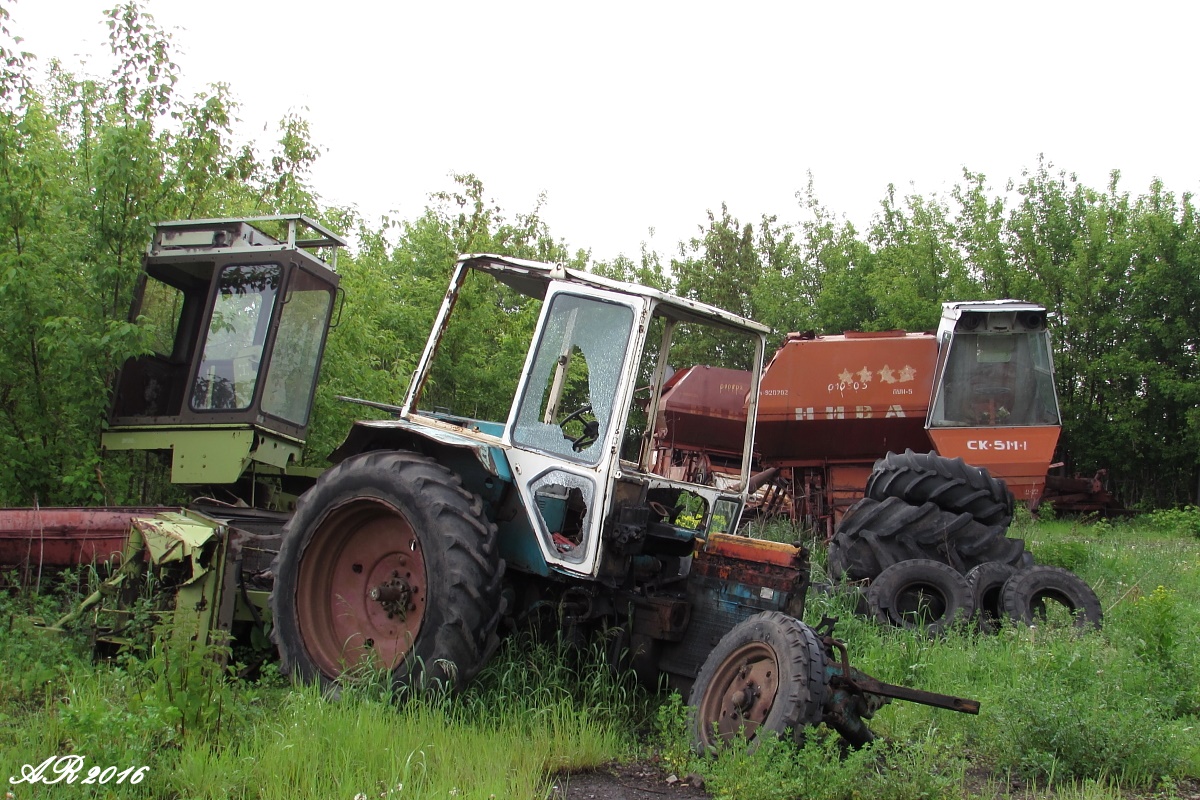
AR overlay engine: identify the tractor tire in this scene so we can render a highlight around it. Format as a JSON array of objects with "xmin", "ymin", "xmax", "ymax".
[
  {"xmin": 866, "ymin": 559, "xmax": 975, "ymax": 634},
  {"xmin": 827, "ymin": 497, "xmax": 936, "ymax": 581},
  {"xmin": 958, "ymin": 530, "xmax": 1029, "ymax": 568},
  {"xmin": 689, "ymin": 611, "xmax": 827, "ymax": 753},
  {"xmin": 866, "ymin": 449, "xmax": 1014, "ymax": 528},
  {"xmin": 270, "ymin": 450, "xmax": 504, "ymax": 694},
  {"xmin": 828, "ymin": 497, "xmax": 1023, "ymax": 582},
  {"xmin": 1001, "ymin": 566, "xmax": 1103, "ymax": 630},
  {"xmin": 965, "ymin": 561, "xmax": 1017, "ymax": 632}
]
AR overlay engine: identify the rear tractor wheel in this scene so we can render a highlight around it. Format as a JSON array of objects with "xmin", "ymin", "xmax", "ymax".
[{"xmin": 270, "ymin": 451, "xmax": 503, "ymax": 693}]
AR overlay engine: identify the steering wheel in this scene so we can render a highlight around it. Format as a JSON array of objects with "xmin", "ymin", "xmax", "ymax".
[{"xmin": 559, "ymin": 404, "xmax": 599, "ymax": 452}]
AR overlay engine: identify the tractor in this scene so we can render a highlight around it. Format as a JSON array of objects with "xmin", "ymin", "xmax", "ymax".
[{"xmin": 267, "ymin": 250, "xmax": 978, "ymax": 748}]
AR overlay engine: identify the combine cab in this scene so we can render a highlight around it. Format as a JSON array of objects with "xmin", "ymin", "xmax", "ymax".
[
  {"xmin": 104, "ymin": 215, "xmax": 343, "ymax": 503},
  {"xmin": 4, "ymin": 216, "xmax": 344, "ymax": 650},
  {"xmin": 925, "ymin": 301, "xmax": 1061, "ymax": 504}
]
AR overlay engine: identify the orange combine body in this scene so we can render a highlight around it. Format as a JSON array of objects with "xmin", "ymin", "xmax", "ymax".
[{"xmin": 655, "ymin": 301, "xmax": 1062, "ymax": 535}]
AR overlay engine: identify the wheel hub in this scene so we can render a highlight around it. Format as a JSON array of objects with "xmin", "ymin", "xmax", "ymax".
[
  {"xmin": 369, "ymin": 574, "xmax": 414, "ymax": 620},
  {"xmin": 698, "ymin": 643, "xmax": 780, "ymax": 745},
  {"xmin": 295, "ymin": 498, "xmax": 428, "ymax": 677}
]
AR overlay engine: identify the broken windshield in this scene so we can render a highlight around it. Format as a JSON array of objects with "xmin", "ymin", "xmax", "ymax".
[{"xmin": 512, "ymin": 292, "xmax": 634, "ymax": 464}]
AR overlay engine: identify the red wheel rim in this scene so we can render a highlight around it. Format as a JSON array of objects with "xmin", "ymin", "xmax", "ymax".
[
  {"xmin": 295, "ymin": 497, "xmax": 428, "ymax": 678},
  {"xmin": 696, "ymin": 642, "xmax": 780, "ymax": 748}
]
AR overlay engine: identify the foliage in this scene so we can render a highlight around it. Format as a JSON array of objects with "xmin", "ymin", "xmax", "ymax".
[
  {"xmin": 1, "ymin": 4, "xmax": 1198, "ymax": 514},
  {"xmin": 652, "ymin": 690, "xmax": 695, "ymax": 775},
  {"xmin": 0, "ymin": 579, "xmax": 92, "ymax": 704},
  {"xmin": 1147, "ymin": 506, "xmax": 1200, "ymax": 538},
  {"xmin": 0, "ymin": 610, "xmax": 634, "ymax": 799},
  {"xmin": 652, "ymin": 689, "xmax": 965, "ymax": 800},
  {"xmin": 124, "ymin": 625, "xmax": 235, "ymax": 743},
  {"xmin": 982, "ymin": 625, "xmax": 1192, "ymax": 787}
]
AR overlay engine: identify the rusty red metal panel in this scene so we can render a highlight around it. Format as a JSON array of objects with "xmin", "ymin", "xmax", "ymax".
[
  {"xmin": 656, "ymin": 365, "xmax": 751, "ymax": 456},
  {"xmin": 828, "ymin": 464, "xmax": 874, "ymax": 522},
  {"xmin": 0, "ymin": 507, "xmax": 164, "ymax": 568},
  {"xmin": 756, "ymin": 332, "xmax": 939, "ymax": 462},
  {"xmin": 692, "ymin": 533, "xmax": 809, "ymax": 596},
  {"xmin": 701, "ymin": 532, "xmax": 802, "ymax": 568}
]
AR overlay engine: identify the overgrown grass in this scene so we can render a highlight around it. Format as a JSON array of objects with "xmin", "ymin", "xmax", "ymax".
[
  {"xmin": 2, "ymin": 513, "xmax": 1198, "ymax": 798},
  {"xmin": 0, "ymin": 610, "xmax": 640, "ymax": 799},
  {"xmin": 671, "ymin": 510, "xmax": 1200, "ymax": 799}
]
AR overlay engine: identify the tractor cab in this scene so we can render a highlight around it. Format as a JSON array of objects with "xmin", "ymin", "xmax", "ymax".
[
  {"xmin": 926, "ymin": 300, "xmax": 1062, "ymax": 502},
  {"xmin": 329, "ymin": 254, "xmax": 770, "ymax": 581},
  {"xmin": 103, "ymin": 215, "xmax": 343, "ymax": 488}
]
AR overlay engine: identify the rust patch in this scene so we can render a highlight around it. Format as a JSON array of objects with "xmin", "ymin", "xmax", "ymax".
[{"xmin": 693, "ymin": 533, "xmax": 808, "ymax": 594}]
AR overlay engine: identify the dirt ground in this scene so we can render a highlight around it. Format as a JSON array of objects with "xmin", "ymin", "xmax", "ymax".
[{"xmin": 552, "ymin": 761, "xmax": 710, "ymax": 800}]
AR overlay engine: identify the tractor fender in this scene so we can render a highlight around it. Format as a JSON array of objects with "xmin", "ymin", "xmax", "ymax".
[{"xmin": 328, "ymin": 419, "xmax": 513, "ymax": 487}]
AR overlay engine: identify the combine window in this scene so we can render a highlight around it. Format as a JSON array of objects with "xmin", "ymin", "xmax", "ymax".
[
  {"xmin": 929, "ymin": 331, "xmax": 1060, "ymax": 427},
  {"xmin": 262, "ymin": 269, "xmax": 335, "ymax": 425},
  {"xmin": 191, "ymin": 264, "xmax": 281, "ymax": 412}
]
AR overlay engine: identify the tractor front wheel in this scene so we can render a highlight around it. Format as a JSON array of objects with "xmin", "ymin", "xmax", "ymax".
[
  {"xmin": 688, "ymin": 612, "xmax": 826, "ymax": 753},
  {"xmin": 270, "ymin": 451, "xmax": 503, "ymax": 693}
]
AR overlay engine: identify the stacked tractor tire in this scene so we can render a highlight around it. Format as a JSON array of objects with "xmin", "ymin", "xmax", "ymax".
[{"xmin": 827, "ymin": 450, "xmax": 1102, "ymax": 634}]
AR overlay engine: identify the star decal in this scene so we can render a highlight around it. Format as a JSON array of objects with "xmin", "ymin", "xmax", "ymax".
[
  {"xmin": 899, "ymin": 365, "xmax": 917, "ymax": 382},
  {"xmin": 856, "ymin": 367, "xmax": 872, "ymax": 383},
  {"xmin": 838, "ymin": 368, "xmax": 854, "ymax": 384},
  {"xmin": 878, "ymin": 365, "xmax": 897, "ymax": 384}
]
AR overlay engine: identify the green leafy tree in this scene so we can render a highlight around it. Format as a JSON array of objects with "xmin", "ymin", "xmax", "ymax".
[
  {"xmin": 590, "ymin": 234, "xmax": 670, "ymax": 291},
  {"xmin": 669, "ymin": 204, "xmax": 761, "ymax": 368},
  {"xmin": 785, "ymin": 178, "xmax": 877, "ymax": 335},
  {"xmin": 866, "ymin": 184, "xmax": 979, "ymax": 331}
]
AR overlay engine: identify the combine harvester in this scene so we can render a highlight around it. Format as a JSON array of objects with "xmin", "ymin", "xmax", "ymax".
[{"xmin": 654, "ymin": 301, "xmax": 1121, "ymax": 538}]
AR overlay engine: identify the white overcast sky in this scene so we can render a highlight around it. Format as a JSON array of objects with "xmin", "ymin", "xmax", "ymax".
[{"xmin": 9, "ymin": 0, "xmax": 1199, "ymax": 262}]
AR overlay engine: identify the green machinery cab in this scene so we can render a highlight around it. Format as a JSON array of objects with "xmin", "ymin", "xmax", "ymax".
[{"xmin": 103, "ymin": 215, "xmax": 343, "ymax": 496}]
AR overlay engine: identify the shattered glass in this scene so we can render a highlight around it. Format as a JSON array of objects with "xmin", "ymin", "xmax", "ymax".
[
  {"xmin": 513, "ymin": 293, "xmax": 634, "ymax": 463},
  {"xmin": 530, "ymin": 470, "xmax": 595, "ymax": 564}
]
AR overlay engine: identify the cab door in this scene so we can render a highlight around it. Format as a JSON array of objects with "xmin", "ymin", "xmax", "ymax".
[{"xmin": 504, "ymin": 284, "xmax": 644, "ymax": 577}]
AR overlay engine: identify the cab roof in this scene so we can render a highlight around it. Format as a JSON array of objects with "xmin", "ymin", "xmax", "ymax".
[{"xmin": 458, "ymin": 254, "xmax": 770, "ymax": 335}]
